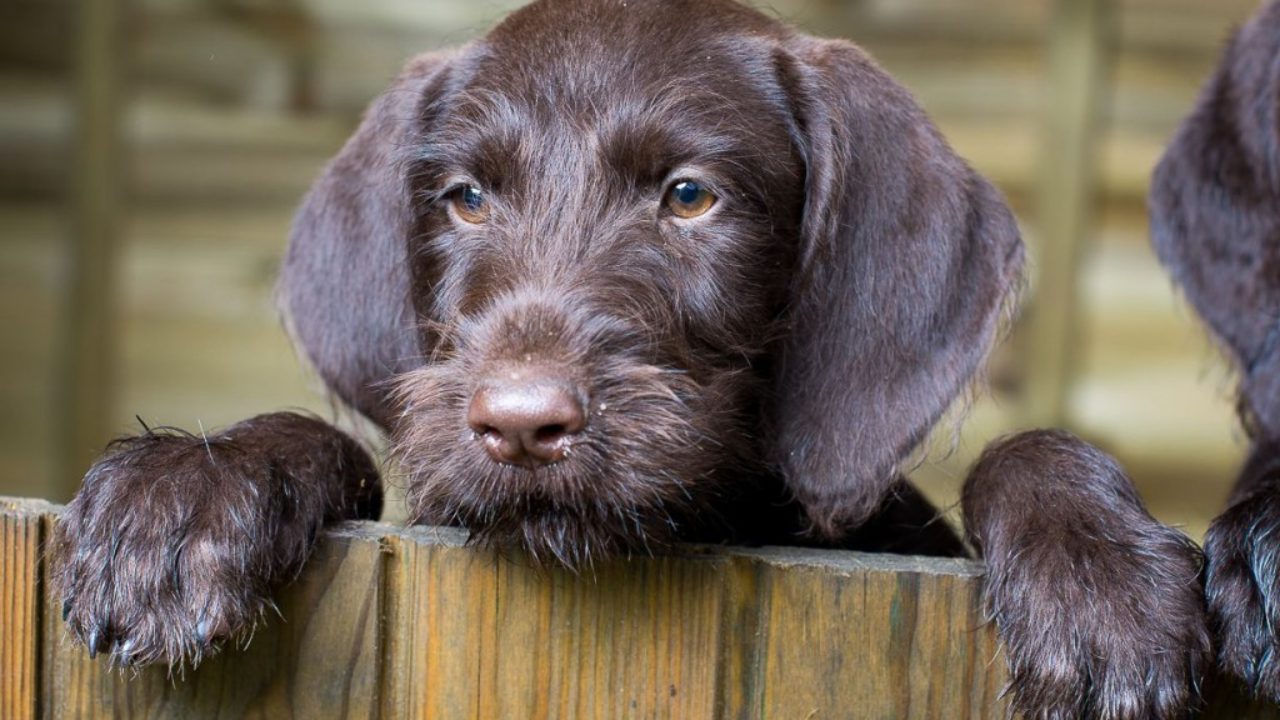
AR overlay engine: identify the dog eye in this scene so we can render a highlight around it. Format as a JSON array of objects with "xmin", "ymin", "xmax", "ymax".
[
  {"xmin": 449, "ymin": 184, "xmax": 489, "ymax": 224},
  {"xmin": 665, "ymin": 180, "xmax": 716, "ymax": 219}
]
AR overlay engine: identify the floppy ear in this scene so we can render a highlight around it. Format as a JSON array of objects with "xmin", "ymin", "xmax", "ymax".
[
  {"xmin": 1149, "ymin": 2, "xmax": 1280, "ymax": 439},
  {"xmin": 771, "ymin": 38, "xmax": 1024, "ymax": 537},
  {"xmin": 279, "ymin": 52, "xmax": 454, "ymax": 429}
]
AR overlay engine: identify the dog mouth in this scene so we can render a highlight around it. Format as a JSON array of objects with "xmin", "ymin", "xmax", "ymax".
[
  {"xmin": 430, "ymin": 480, "xmax": 684, "ymax": 570},
  {"xmin": 390, "ymin": 359, "xmax": 749, "ymax": 570}
]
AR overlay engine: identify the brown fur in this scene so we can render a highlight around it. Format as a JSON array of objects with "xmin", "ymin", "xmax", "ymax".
[
  {"xmin": 964, "ymin": 431, "xmax": 1209, "ymax": 719},
  {"xmin": 1149, "ymin": 0, "xmax": 1280, "ymax": 702},
  {"xmin": 51, "ymin": 413, "xmax": 379, "ymax": 666}
]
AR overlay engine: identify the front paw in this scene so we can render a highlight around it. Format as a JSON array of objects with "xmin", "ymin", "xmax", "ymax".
[
  {"xmin": 964, "ymin": 432, "xmax": 1212, "ymax": 719},
  {"xmin": 984, "ymin": 526, "xmax": 1209, "ymax": 719},
  {"xmin": 52, "ymin": 428, "xmax": 328, "ymax": 668},
  {"xmin": 1204, "ymin": 487, "xmax": 1280, "ymax": 699}
]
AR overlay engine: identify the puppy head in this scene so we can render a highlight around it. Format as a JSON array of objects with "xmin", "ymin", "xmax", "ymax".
[
  {"xmin": 1149, "ymin": 1, "xmax": 1280, "ymax": 439},
  {"xmin": 281, "ymin": 0, "xmax": 1023, "ymax": 567}
]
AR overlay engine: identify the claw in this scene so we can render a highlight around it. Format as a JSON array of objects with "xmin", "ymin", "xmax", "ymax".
[{"xmin": 86, "ymin": 627, "xmax": 105, "ymax": 659}]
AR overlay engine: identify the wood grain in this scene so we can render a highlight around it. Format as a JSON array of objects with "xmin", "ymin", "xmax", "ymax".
[
  {"xmin": 1, "ymin": 498, "xmax": 49, "ymax": 720},
  {"xmin": 3, "ymin": 497, "xmax": 1277, "ymax": 719}
]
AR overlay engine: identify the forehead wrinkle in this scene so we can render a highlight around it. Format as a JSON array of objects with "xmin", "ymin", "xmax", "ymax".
[
  {"xmin": 466, "ymin": 20, "xmax": 796, "ymax": 186},
  {"xmin": 597, "ymin": 97, "xmax": 788, "ymax": 206},
  {"xmin": 417, "ymin": 88, "xmax": 537, "ymax": 190}
]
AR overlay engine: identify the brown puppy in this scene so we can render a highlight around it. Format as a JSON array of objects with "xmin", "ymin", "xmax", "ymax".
[
  {"xmin": 56, "ymin": 1, "xmax": 1207, "ymax": 716},
  {"xmin": 1150, "ymin": 0, "xmax": 1280, "ymax": 704}
]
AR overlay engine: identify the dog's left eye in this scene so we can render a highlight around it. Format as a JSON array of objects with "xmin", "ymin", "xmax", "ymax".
[
  {"xmin": 448, "ymin": 184, "xmax": 489, "ymax": 224},
  {"xmin": 665, "ymin": 180, "xmax": 716, "ymax": 219}
]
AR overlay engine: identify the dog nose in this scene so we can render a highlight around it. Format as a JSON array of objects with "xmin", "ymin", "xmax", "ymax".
[{"xmin": 467, "ymin": 377, "xmax": 586, "ymax": 467}]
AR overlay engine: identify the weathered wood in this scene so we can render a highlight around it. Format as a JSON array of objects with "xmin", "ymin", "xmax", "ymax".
[
  {"xmin": 1, "ymin": 498, "xmax": 50, "ymax": 720},
  {"xmin": 746, "ymin": 550, "xmax": 1003, "ymax": 719},
  {"xmin": 4, "ymin": 497, "xmax": 1278, "ymax": 718},
  {"xmin": 6, "ymin": 498, "xmax": 1015, "ymax": 718}
]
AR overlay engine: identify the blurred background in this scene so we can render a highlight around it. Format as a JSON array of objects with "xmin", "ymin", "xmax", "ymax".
[{"xmin": 0, "ymin": 0, "xmax": 1262, "ymax": 538}]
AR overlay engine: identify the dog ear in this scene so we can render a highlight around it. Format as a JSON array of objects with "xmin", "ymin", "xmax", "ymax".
[
  {"xmin": 279, "ymin": 52, "xmax": 454, "ymax": 428},
  {"xmin": 770, "ymin": 38, "xmax": 1024, "ymax": 537},
  {"xmin": 1149, "ymin": 3, "xmax": 1280, "ymax": 439}
]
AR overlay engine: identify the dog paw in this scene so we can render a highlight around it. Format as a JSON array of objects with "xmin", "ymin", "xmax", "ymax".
[
  {"xmin": 963, "ymin": 431, "xmax": 1211, "ymax": 719},
  {"xmin": 1204, "ymin": 487, "xmax": 1280, "ymax": 700},
  {"xmin": 53, "ymin": 435, "xmax": 287, "ymax": 667},
  {"xmin": 984, "ymin": 525, "xmax": 1209, "ymax": 719},
  {"xmin": 51, "ymin": 415, "xmax": 377, "ymax": 668},
  {"xmin": 57, "ymin": 531, "xmax": 269, "ymax": 669}
]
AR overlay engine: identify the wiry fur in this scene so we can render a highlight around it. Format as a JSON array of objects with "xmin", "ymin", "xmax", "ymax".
[
  {"xmin": 963, "ymin": 431, "xmax": 1210, "ymax": 719},
  {"xmin": 51, "ymin": 413, "xmax": 379, "ymax": 668},
  {"xmin": 391, "ymin": 299, "xmax": 759, "ymax": 569},
  {"xmin": 1149, "ymin": 0, "xmax": 1280, "ymax": 703},
  {"xmin": 1203, "ymin": 441, "xmax": 1280, "ymax": 698}
]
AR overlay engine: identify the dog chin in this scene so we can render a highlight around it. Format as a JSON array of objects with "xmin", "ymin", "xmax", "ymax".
[
  {"xmin": 395, "ymin": 429, "xmax": 721, "ymax": 570},
  {"xmin": 404, "ymin": 468, "xmax": 687, "ymax": 571},
  {"xmin": 471, "ymin": 502, "xmax": 676, "ymax": 571}
]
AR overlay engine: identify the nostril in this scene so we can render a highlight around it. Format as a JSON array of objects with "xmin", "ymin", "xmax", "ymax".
[
  {"xmin": 535, "ymin": 424, "xmax": 567, "ymax": 444},
  {"xmin": 467, "ymin": 372, "xmax": 587, "ymax": 467}
]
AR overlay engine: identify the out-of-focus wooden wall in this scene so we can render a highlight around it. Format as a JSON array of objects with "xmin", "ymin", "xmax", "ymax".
[{"xmin": 0, "ymin": 0, "xmax": 1262, "ymax": 537}]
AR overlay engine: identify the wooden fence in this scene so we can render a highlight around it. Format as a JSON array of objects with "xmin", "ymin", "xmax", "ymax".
[{"xmin": 2, "ymin": 496, "xmax": 1276, "ymax": 719}]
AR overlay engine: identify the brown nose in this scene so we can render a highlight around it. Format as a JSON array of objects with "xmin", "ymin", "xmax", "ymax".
[{"xmin": 467, "ymin": 377, "xmax": 586, "ymax": 467}]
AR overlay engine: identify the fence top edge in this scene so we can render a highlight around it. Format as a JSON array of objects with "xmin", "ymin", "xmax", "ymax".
[
  {"xmin": 2, "ymin": 495, "xmax": 985, "ymax": 578},
  {"xmin": 1, "ymin": 495, "xmax": 60, "ymax": 517},
  {"xmin": 315, "ymin": 519, "xmax": 987, "ymax": 577}
]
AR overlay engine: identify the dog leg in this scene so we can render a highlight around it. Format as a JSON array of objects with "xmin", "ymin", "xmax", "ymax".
[
  {"xmin": 962, "ymin": 430, "xmax": 1209, "ymax": 719},
  {"xmin": 1201, "ymin": 439, "xmax": 1280, "ymax": 699},
  {"xmin": 52, "ymin": 411, "xmax": 380, "ymax": 668}
]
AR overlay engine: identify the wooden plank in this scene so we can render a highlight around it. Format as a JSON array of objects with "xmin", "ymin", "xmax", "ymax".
[
  {"xmin": 753, "ymin": 550, "xmax": 1002, "ymax": 719},
  {"xmin": 1, "ymin": 498, "xmax": 50, "ymax": 720},
  {"xmin": 5, "ymin": 499, "xmax": 1014, "ymax": 718},
  {"xmin": 377, "ymin": 528, "xmax": 1011, "ymax": 719},
  {"xmin": 2, "ymin": 496, "xmax": 1275, "ymax": 718},
  {"xmin": 383, "ymin": 529, "xmax": 497, "ymax": 718},
  {"xmin": 481, "ymin": 549, "xmax": 730, "ymax": 718}
]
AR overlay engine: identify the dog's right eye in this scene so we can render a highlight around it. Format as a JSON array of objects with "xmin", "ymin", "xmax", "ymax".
[
  {"xmin": 665, "ymin": 180, "xmax": 716, "ymax": 219},
  {"xmin": 448, "ymin": 184, "xmax": 490, "ymax": 224}
]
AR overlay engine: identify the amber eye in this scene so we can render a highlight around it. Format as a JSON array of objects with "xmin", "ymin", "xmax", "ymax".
[
  {"xmin": 449, "ymin": 184, "xmax": 489, "ymax": 224},
  {"xmin": 665, "ymin": 180, "xmax": 716, "ymax": 219}
]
